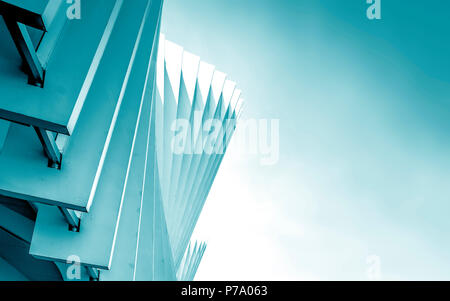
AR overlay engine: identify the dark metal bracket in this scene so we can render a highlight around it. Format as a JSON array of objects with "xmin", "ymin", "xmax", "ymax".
[
  {"xmin": 86, "ymin": 266, "xmax": 100, "ymax": 281},
  {"xmin": 3, "ymin": 16, "xmax": 45, "ymax": 87},
  {"xmin": 58, "ymin": 206, "xmax": 81, "ymax": 232},
  {"xmin": 34, "ymin": 126, "xmax": 62, "ymax": 168}
]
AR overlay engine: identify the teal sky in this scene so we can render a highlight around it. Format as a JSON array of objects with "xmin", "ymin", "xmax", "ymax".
[{"xmin": 161, "ymin": 0, "xmax": 450, "ymax": 280}]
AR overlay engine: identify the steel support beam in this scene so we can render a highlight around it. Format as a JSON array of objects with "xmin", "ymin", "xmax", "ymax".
[
  {"xmin": 3, "ymin": 16, "xmax": 45, "ymax": 86},
  {"xmin": 34, "ymin": 126, "xmax": 61, "ymax": 167},
  {"xmin": 86, "ymin": 266, "xmax": 99, "ymax": 281},
  {"xmin": 57, "ymin": 206, "xmax": 80, "ymax": 232}
]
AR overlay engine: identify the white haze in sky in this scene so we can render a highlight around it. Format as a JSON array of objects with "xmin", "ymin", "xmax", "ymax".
[{"xmin": 162, "ymin": 0, "xmax": 450, "ymax": 280}]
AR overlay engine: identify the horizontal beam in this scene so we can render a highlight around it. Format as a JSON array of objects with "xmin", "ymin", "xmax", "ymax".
[{"xmin": 0, "ymin": 0, "xmax": 118, "ymax": 135}]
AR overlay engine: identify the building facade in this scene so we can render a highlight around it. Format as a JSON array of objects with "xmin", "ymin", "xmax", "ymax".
[{"xmin": 0, "ymin": 0, "xmax": 243, "ymax": 281}]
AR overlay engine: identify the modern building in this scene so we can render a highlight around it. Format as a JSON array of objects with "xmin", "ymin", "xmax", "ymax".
[{"xmin": 0, "ymin": 0, "xmax": 243, "ymax": 281}]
